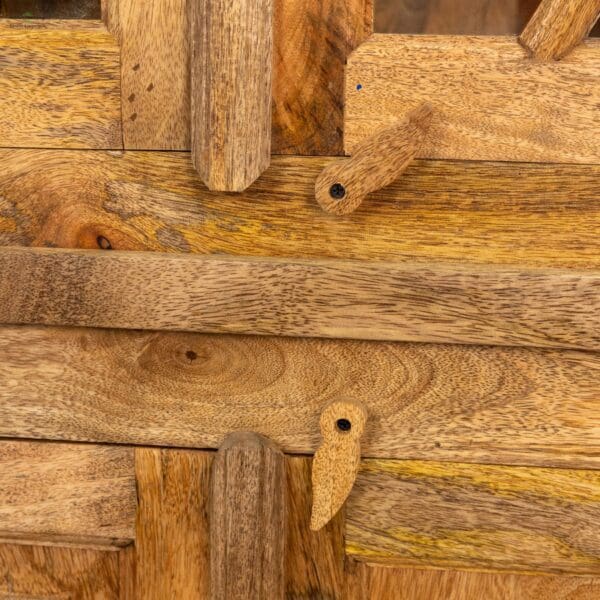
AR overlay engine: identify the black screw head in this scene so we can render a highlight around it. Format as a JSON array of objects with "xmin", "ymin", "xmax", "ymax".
[
  {"xmin": 336, "ymin": 418, "xmax": 352, "ymax": 432},
  {"xmin": 329, "ymin": 183, "xmax": 346, "ymax": 200}
]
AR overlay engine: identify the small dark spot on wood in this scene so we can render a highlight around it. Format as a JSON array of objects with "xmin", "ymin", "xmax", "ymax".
[
  {"xmin": 130, "ymin": 113, "xmax": 138, "ymax": 122},
  {"xmin": 128, "ymin": 93, "xmax": 136, "ymax": 102},
  {"xmin": 97, "ymin": 235, "xmax": 112, "ymax": 250},
  {"xmin": 133, "ymin": 63, "xmax": 140, "ymax": 71},
  {"xmin": 186, "ymin": 350, "xmax": 198, "ymax": 362},
  {"xmin": 434, "ymin": 442, "xmax": 441, "ymax": 448},
  {"xmin": 147, "ymin": 83, "xmax": 154, "ymax": 92}
]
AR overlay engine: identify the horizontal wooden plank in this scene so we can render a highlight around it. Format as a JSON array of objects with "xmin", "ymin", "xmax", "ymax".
[
  {"xmin": 345, "ymin": 35, "xmax": 599, "ymax": 164},
  {"xmin": 346, "ymin": 459, "xmax": 600, "ymax": 575},
  {"xmin": 0, "ymin": 441, "xmax": 136, "ymax": 543},
  {"xmin": 0, "ymin": 20, "xmax": 122, "ymax": 149},
  {"xmin": 1, "ymin": 150, "xmax": 598, "ymax": 270},
  {"xmin": 0, "ymin": 246, "xmax": 598, "ymax": 349},
  {"xmin": 0, "ymin": 326, "xmax": 598, "ymax": 468}
]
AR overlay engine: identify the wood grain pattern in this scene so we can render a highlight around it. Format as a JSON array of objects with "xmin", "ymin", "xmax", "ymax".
[
  {"xmin": 210, "ymin": 433, "xmax": 286, "ymax": 599},
  {"xmin": 134, "ymin": 447, "xmax": 210, "ymax": 600},
  {"xmin": 0, "ymin": 0, "xmax": 101, "ymax": 18},
  {"xmin": 346, "ymin": 459, "xmax": 600, "ymax": 574},
  {"xmin": 520, "ymin": 0, "xmax": 600, "ymax": 59},
  {"xmin": 316, "ymin": 103, "xmax": 432, "ymax": 214},
  {"xmin": 0, "ymin": 326, "xmax": 598, "ymax": 468},
  {"xmin": 1, "ymin": 150, "xmax": 599, "ymax": 270},
  {"xmin": 345, "ymin": 35, "xmax": 600, "ymax": 164},
  {"xmin": 345, "ymin": 560, "xmax": 600, "ymax": 600},
  {"xmin": 0, "ymin": 544, "xmax": 124, "ymax": 599},
  {"xmin": 191, "ymin": 0, "xmax": 273, "ymax": 190},
  {"xmin": 0, "ymin": 441, "xmax": 136, "ymax": 544},
  {"xmin": 0, "ymin": 19, "xmax": 122, "ymax": 149},
  {"xmin": 103, "ymin": 0, "xmax": 190, "ymax": 150},
  {"xmin": 0, "ymin": 246, "xmax": 598, "ymax": 350}
]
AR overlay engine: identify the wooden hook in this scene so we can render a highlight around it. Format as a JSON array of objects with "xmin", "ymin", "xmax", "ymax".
[
  {"xmin": 519, "ymin": 0, "xmax": 600, "ymax": 61},
  {"xmin": 310, "ymin": 399, "xmax": 368, "ymax": 531},
  {"xmin": 315, "ymin": 102, "xmax": 433, "ymax": 215}
]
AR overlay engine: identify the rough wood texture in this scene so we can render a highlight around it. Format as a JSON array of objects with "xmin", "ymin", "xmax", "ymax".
[
  {"xmin": 1, "ymin": 150, "xmax": 599, "ymax": 269},
  {"xmin": 0, "ymin": 544, "xmax": 125, "ymax": 599},
  {"xmin": 1, "ymin": 246, "xmax": 598, "ymax": 350},
  {"xmin": 316, "ymin": 103, "xmax": 432, "ymax": 215},
  {"xmin": 1, "ymin": 326, "xmax": 598, "ymax": 469},
  {"xmin": 0, "ymin": 0, "xmax": 100, "ymax": 18},
  {"xmin": 345, "ymin": 35, "xmax": 599, "ymax": 164},
  {"xmin": 102, "ymin": 0, "xmax": 190, "ymax": 150},
  {"xmin": 191, "ymin": 0, "xmax": 273, "ymax": 191},
  {"xmin": 520, "ymin": 0, "xmax": 600, "ymax": 59},
  {"xmin": 211, "ymin": 433, "xmax": 286, "ymax": 600},
  {"xmin": 135, "ymin": 448, "xmax": 210, "ymax": 600},
  {"xmin": 346, "ymin": 561, "xmax": 600, "ymax": 600},
  {"xmin": 311, "ymin": 400, "xmax": 367, "ymax": 531},
  {"xmin": 273, "ymin": 0, "xmax": 373, "ymax": 154},
  {"xmin": 346, "ymin": 459, "xmax": 600, "ymax": 575},
  {"xmin": 0, "ymin": 442, "xmax": 136, "ymax": 543},
  {"xmin": 0, "ymin": 20, "xmax": 121, "ymax": 149}
]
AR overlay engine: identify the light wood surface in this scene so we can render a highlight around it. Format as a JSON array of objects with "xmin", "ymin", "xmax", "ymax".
[
  {"xmin": 103, "ymin": 0, "xmax": 190, "ymax": 150},
  {"xmin": 0, "ymin": 326, "xmax": 598, "ymax": 468},
  {"xmin": 0, "ymin": 442, "xmax": 136, "ymax": 544},
  {"xmin": 191, "ymin": 0, "xmax": 273, "ymax": 191},
  {"xmin": 345, "ymin": 35, "xmax": 600, "ymax": 164},
  {"xmin": 316, "ymin": 103, "xmax": 432, "ymax": 215},
  {"xmin": 311, "ymin": 400, "xmax": 368, "ymax": 531},
  {"xmin": 1, "ymin": 246, "xmax": 598, "ymax": 350},
  {"xmin": 0, "ymin": 19, "xmax": 122, "ymax": 149},
  {"xmin": 520, "ymin": 0, "xmax": 600, "ymax": 59},
  {"xmin": 134, "ymin": 447, "xmax": 210, "ymax": 599},
  {"xmin": 1, "ymin": 150, "xmax": 599, "ymax": 269},
  {"xmin": 346, "ymin": 560, "xmax": 600, "ymax": 600},
  {"xmin": 210, "ymin": 433, "xmax": 286, "ymax": 599},
  {"xmin": 346, "ymin": 459, "xmax": 600, "ymax": 575}
]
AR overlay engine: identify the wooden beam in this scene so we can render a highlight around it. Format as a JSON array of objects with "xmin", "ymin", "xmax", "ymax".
[
  {"xmin": 210, "ymin": 433, "xmax": 286, "ymax": 600},
  {"xmin": 346, "ymin": 459, "xmax": 600, "ymax": 575},
  {"xmin": 0, "ymin": 20, "xmax": 122, "ymax": 149},
  {"xmin": 345, "ymin": 35, "xmax": 599, "ymax": 164},
  {"xmin": 0, "ymin": 442, "xmax": 136, "ymax": 544},
  {"xmin": 519, "ymin": 0, "xmax": 600, "ymax": 60},
  {"xmin": 0, "ymin": 246, "xmax": 598, "ymax": 350},
  {"xmin": 0, "ymin": 326, "xmax": 598, "ymax": 469}
]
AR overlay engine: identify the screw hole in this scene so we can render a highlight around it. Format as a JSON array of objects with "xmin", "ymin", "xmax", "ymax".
[
  {"xmin": 329, "ymin": 183, "xmax": 346, "ymax": 200},
  {"xmin": 336, "ymin": 418, "xmax": 352, "ymax": 432}
]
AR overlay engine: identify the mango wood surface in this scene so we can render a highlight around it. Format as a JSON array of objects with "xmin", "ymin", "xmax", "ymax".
[
  {"xmin": 345, "ymin": 35, "xmax": 599, "ymax": 164},
  {"xmin": 191, "ymin": 0, "xmax": 273, "ymax": 191},
  {"xmin": 0, "ymin": 326, "xmax": 598, "ymax": 468},
  {"xmin": 0, "ymin": 20, "xmax": 122, "ymax": 149},
  {"xmin": 1, "ymin": 151, "xmax": 598, "ymax": 269},
  {"xmin": 346, "ymin": 561, "xmax": 600, "ymax": 600},
  {"xmin": 0, "ymin": 442, "xmax": 136, "ymax": 544},
  {"xmin": 347, "ymin": 459, "xmax": 600, "ymax": 575},
  {"xmin": 520, "ymin": 0, "xmax": 600, "ymax": 60},
  {"xmin": 1, "ymin": 246, "xmax": 598, "ymax": 349}
]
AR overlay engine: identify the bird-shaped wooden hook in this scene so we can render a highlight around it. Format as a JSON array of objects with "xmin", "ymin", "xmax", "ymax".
[{"xmin": 310, "ymin": 399, "xmax": 368, "ymax": 531}]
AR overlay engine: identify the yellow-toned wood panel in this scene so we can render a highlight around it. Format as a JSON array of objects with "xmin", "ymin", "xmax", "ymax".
[
  {"xmin": 0, "ymin": 20, "xmax": 122, "ymax": 149},
  {"xmin": 0, "ymin": 151, "xmax": 598, "ymax": 270},
  {"xmin": 347, "ymin": 459, "xmax": 600, "ymax": 575},
  {"xmin": 0, "ymin": 326, "xmax": 598, "ymax": 468}
]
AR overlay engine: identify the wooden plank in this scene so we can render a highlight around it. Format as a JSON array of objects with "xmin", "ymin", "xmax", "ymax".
[
  {"xmin": 134, "ymin": 448, "xmax": 210, "ymax": 599},
  {"xmin": 346, "ymin": 459, "xmax": 600, "ymax": 575},
  {"xmin": 0, "ymin": 20, "xmax": 122, "ymax": 149},
  {"xmin": 2, "ymin": 150, "xmax": 598, "ymax": 270},
  {"xmin": 519, "ymin": 0, "xmax": 600, "ymax": 60},
  {"xmin": 210, "ymin": 433, "xmax": 286, "ymax": 599},
  {"xmin": 191, "ymin": 0, "xmax": 273, "ymax": 191},
  {"xmin": 345, "ymin": 35, "xmax": 599, "ymax": 164},
  {"xmin": 0, "ymin": 544, "xmax": 124, "ymax": 599},
  {"xmin": 345, "ymin": 560, "xmax": 600, "ymax": 600},
  {"xmin": 0, "ymin": 326, "xmax": 598, "ymax": 468},
  {"xmin": 0, "ymin": 0, "xmax": 101, "ymax": 18},
  {"xmin": 0, "ymin": 442, "xmax": 136, "ymax": 543},
  {"xmin": 0, "ymin": 246, "xmax": 598, "ymax": 350}
]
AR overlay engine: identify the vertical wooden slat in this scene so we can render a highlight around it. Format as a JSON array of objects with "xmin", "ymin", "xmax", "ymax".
[
  {"xmin": 191, "ymin": 0, "xmax": 273, "ymax": 191},
  {"xmin": 210, "ymin": 433, "xmax": 286, "ymax": 600}
]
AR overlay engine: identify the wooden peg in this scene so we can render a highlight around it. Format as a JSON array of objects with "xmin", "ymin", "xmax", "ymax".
[
  {"xmin": 519, "ymin": 0, "xmax": 600, "ymax": 60},
  {"xmin": 315, "ymin": 102, "xmax": 433, "ymax": 215},
  {"xmin": 310, "ymin": 399, "xmax": 368, "ymax": 531}
]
